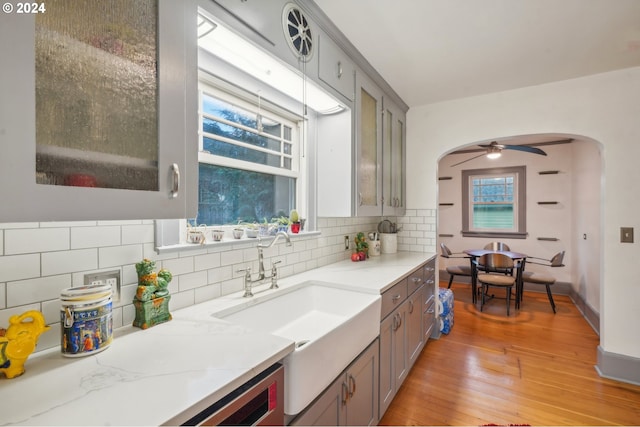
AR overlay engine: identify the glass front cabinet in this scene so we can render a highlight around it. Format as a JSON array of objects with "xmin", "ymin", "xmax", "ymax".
[
  {"xmin": 0, "ymin": 0, "xmax": 198, "ymax": 222},
  {"xmin": 355, "ymin": 73, "xmax": 384, "ymax": 217},
  {"xmin": 383, "ymin": 99, "xmax": 406, "ymax": 216},
  {"xmin": 355, "ymin": 73, "xmax": 406, "ymax": 217}
]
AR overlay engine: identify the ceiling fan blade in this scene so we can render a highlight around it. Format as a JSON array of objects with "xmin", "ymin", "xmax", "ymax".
[
  {"xmin": 503, "ymin": 144, "xmax": 547, "ymax": 155},
  {"xmin": 450, "ymin": 152, "xmax": 488, "ymax": 167}
]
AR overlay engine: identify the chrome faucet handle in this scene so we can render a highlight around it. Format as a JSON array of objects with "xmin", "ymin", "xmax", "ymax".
[
  {"xmin": 237, "ymin": 267, "xmax": 253, "ymax": 297},
  {"xmin": 270, "ymin": 261, "xmax": 282, "ymax": 289}
]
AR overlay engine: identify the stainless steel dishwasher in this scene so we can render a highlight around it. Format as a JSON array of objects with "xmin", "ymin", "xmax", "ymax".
[{"xmin": 179, "ymin": 363, "xmax": 284, "ymax": 426}]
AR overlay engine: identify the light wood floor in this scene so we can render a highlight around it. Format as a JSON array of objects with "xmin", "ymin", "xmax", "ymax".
[{"xmin": 379, "ymin": 282, "xmax": 640, "ymax": 426}]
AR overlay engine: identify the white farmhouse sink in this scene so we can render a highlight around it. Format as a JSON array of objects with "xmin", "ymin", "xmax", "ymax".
[{"xmin": 213, "ymin": 282, "xmax": 381, "ymax": 416}]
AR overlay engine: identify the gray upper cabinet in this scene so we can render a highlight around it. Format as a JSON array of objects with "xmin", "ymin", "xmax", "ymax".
[
  {"xmin": 318, "ymin": 33, "xmax": 356, "ymax": 101},
  {"xmin": 0, "ymin": 0, "xmax": 198, "ymax": 222},
  {"xmin": 382, "ymin": 99, "xmax": 406, "ymax": 216},
  {"xmin": 355, "ymin": 73, "xmax": 384, "ymax": 217}
]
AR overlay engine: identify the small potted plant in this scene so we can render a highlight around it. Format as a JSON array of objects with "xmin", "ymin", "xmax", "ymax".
[
  {"xmin": 239, "ymin": 221, "xmax": 259, "ymax": 238},
  {"xmin": 351, "ymin": 232, "xmax": 369, "ymax": 261},
  {"xmin": 289, "ymin": 209, "xmax": 301, "ymax": 233},
  {"xmin": 272, "ymin": 216, "xmax": 291, "ymax": 233}
]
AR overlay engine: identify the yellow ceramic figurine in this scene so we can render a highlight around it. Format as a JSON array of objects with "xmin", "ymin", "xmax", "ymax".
[{"xmin": 0, "ymin": 310, "xmax": 50, "ymax": 379}]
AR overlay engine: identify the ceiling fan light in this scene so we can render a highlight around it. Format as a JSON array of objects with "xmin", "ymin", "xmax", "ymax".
[{"xmin": 486, "ymin": 146, "xmax": 502, "ymax": 159}]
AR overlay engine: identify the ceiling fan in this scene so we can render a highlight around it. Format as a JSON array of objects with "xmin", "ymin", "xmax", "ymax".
[{"xmin": 450, "ymin": 141, "xmax": 547, "ymax": 167}]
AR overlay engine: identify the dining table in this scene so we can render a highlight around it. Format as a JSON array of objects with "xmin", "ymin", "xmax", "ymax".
[{"xmin": 463, "ymin": 249, "xmax": 528, "ymax": 307}]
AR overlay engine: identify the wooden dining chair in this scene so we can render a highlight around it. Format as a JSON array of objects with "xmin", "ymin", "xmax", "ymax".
[
  {"xmin": 476, "ymin": 253, "xmax": 517, "ymax": 316},
  {"xmin": 521, "ymin": 251, "xmax": 565, "ymax": 313},
  {"xmin": 439, "ymin": 243, "xmax": 472, "ymax": 288}
]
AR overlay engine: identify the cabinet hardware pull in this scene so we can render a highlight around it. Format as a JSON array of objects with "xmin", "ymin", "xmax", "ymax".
[
  {"xmin": 409, "ymin": 300, "xmax": 414, "ymax": 314},
  {"xmin": 392, "ymin": 294, "xmax": 401, "ymax": 302},
  {"xmin": 427, "ymin": 308, "xmax": 435, "ymax": 314},
  {"xmin": 348, "ymin": 374, "xmax": 356, "ymax": 398},
  {"xmin": 337, "ymin": 61, "xmax": 343, "ymax": 78},
  {"xmin": 412, "ymin": 277, "xmax": 422, "ymax": 283},
  {"xmin": 341, "ymin": 381, "xmax": 349, "ymax": 405},
  {"xmin": 170, "ymin": 163, "xmax": 180, "ymax": 199}
]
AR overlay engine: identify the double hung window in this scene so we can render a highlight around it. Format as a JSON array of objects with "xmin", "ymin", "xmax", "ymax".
[
  {"xmin": 462, "ymin": 166, "xmax": 527, "ymax": 238},
  {"xmin": 196, "ymin": 82, "xmax": 301, "ymax": 226}
]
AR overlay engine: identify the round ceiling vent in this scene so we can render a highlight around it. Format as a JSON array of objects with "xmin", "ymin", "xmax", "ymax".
[{"xmin": 283, "ymin": 3, "xmax": 314, "ymax": 62}]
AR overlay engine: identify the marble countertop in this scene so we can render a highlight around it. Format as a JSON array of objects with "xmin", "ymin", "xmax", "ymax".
[{"xmin": 0, "ymin": 251, "xmax": 435, "ymax": 426}]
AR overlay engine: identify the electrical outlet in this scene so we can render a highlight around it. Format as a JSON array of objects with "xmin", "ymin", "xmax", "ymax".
[
  {"xmin": 345, "ymin": 235, "xmax": 350, "ymax": 250},
  {"xmin": 84, "ymin": 270, "xmax": 121, "ymax": 302},
  {"xmin": 621, "ymin": 227, "xmax": 634, "ymax": 243}
]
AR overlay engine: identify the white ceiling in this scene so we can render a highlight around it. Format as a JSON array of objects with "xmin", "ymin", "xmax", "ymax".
[{"xmin": 313, "ymin": 0, "xmax": 640, "ymax": 107}]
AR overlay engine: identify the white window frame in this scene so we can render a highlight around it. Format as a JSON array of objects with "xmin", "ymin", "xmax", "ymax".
[
  {"xmin": 198, "ymin": 83, "xmax": 300, "ymax": 180},
  {"xmin": 461, "ymin": 166, "xmax": 527, "ymax": 239}
]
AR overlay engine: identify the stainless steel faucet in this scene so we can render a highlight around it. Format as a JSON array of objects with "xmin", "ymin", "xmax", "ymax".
[{"xmin": 239, "ymin": 231, "xmax": 292, "ymax": 297}]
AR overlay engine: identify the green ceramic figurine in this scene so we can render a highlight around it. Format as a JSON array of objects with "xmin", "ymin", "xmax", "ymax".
[{"xmin": 132, "ymin": 259, "xmax": 172, "ymax": 329}]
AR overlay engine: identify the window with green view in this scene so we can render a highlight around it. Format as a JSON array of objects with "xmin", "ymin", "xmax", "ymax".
[
  {"xmin": 196, "ymin": 83, "xmax": 300, "ymax": 226},
  {"xmin": 462, "ymin": 167, "xmax": 527, "ymax": 238}
]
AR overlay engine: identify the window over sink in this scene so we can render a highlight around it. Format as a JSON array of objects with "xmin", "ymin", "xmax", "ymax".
[{"xmin": 196, "ymin": 82, "xmax": 301, "ymax": 226}]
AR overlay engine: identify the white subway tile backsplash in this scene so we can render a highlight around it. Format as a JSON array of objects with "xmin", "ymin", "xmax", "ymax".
[
  {"xmin": 71, "ymin": 226, "xmax": 121, "ymax": 249},
  {"xmin": 7, "ymin": 274, "xmax": 71, "ymax": 307},
  {"xmin": 194, "ymin": 253, "xmax": 221, "ymax": 271},
  {"xmin": 98, "ymin": 245, "xmax": 143, "ymax": 269},
  {"xmin": 5, "ymin": 227, "xmax": 70, "ymax": 255},
  {"xmin": 161, "ymin": 256, "xmax": 194, "ymax": 276},
  {"xmin": 121, "ymin": 224, "xmax": 155, "ymax": 245},
  {"xmin": 0, "ymin": 254, "xmax": 41, "ymax": 282},
  {"xmin": 169, "ymin": 288, "xmax": 195, "ymax": 311},
  {"xmin": 0, "ymin": 283, "xmax": 5, "ymax": 308},
  {"xmin": 220, "ymin": 277, "xmax": 244, "ymax": 296},
  {"xmin": 178, "ymin": 270, "xmax": 207, "ymax": 292},
  {"xmin": 194, "ymin": 283, "xmax": 222, "ymax": 304},
  {"xmin": 42, "ymin": 249, "xmax": 98, "ymax": 276},
  {"xmin": 0, "ymin": 214, "xmax": 433, "ymax": 356},
  {"xmin": 220, "ymin": 249, "xmax": 244, "ymax": 266},
  {"xmin": 207, "ymin": 265, "xmax": 232, "ymax": 284},
  {"xmin": 41, "ymin": 299, "xmax": 62, "ymax": 327}
]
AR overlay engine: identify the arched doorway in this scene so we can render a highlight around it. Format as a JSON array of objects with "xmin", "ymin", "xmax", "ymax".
[{"xmin": 436, "ymin": 133, "xmax": 603, "ymax": 331}]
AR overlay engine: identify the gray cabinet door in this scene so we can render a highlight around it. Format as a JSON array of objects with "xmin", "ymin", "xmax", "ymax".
[
  {"xmin": 0, "ymin": 0, "xmax": 197, "ymax": 222},
  {"xmin": 393, "ymin": 302, "xmax": 408, "ymax": 387},
  {"xmin": 378, "ymin": 313, "xmax": 395, "ymax": 416},
  {"xmin": 355, "ymin": 73, "xmax": 383, "ymax": 216},
  {"xmin": 290, "ymin": 376, "xmax": 344, "ymax": 426},
  {"xmin": 345, "ymin": 338, "xmax": 379, "ymax": 426},
  {"xmin": 407, "ymin": 286, "xmax": 426, "ymax": 368},
  {"xmin": 318, "ymin": 33, "xmax": 355, "ymax": 101}
]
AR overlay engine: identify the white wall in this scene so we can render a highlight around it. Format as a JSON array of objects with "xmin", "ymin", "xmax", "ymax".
[
  {"xmin": 406, "ymin": 66, "xmax": 640, "ymax": 360},
  {"xmin": 571, "ymin": 142, "xmax": 603, "ymax": 313}
]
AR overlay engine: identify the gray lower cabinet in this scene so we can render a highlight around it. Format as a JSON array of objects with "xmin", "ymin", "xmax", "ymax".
[
  {"xmin": 290, "ymin": 339, "xmax": 379, "ymax": 426},
  {"xmin": 379, "ymin": 298, "xmax": 408, "ymax": 416},
  {"xmin": 407, "ymin": 286, "xmax": 426, "ymax": 367},
  {"xmin": 379, "ymin": 257, "xmax": 436, "ymax": 419}
]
